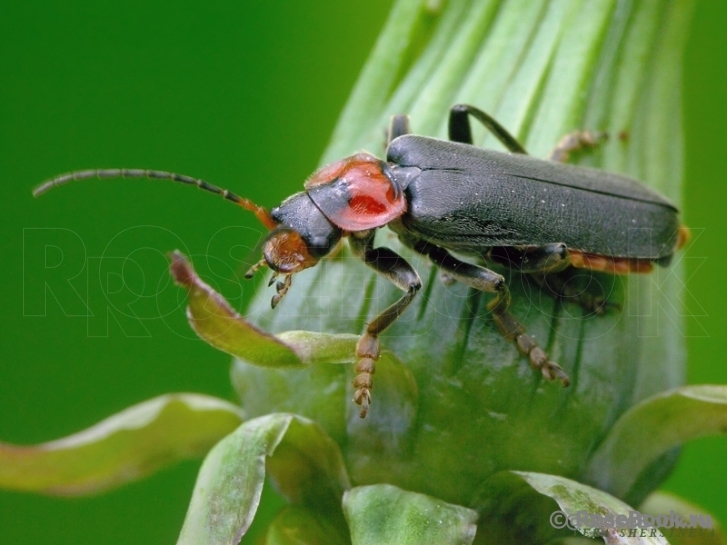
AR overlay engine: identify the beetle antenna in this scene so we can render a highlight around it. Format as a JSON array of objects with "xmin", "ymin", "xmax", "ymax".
[
  {"xmin": 244, "ymin": 258, "xmax": 268, "ymax": 279},
  {"xmin": 33, "ymin": 168, "xmax": 278, "ymax": 230}
]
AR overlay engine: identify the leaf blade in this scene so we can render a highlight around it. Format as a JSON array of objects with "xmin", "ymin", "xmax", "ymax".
[
  {"xmin": 585, "ymin": 385, "xmax": 727, "ymax": 500},
  {"xmin": 0, "ymin": 394, "xmax": 243, "ymax": 495},
  {"xmin": 342, "ymin": 483, "xmax": 478, "ymax": 545},
  {"xmin": 177, "ymin": 413, "xmax": 350, "ymax": 545}
]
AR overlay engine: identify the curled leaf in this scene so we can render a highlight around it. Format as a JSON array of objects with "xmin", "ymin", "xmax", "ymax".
[
  {"xmin": 170, "ymin": 251, "xmax": 304, "ymax": 368},
  {"xmin": 261, "ymin": 505, "xmax": 347, "ymax": 545},
  {"xmin": 171, "ymin": 252, "xmax": 376, "ymax": 369},
  {"xmin": 478, "ymin": 471, "xmax": 668, "ymax": 544},
  {"xmin": 0, "ymin": 394, "xmax": 242, "ymax": 496},
  {"xmin": 177, "ymin": 413, "xmax": 350, "ymax": 545},
  {"xmin": 342, "ymin": 483, "xmax": 478, "ymax": 545},
  {"xmin": 640, "ymin": 492, "xmax": 725, "ymax": 545},
  {"xmin": 585, "ymin": 386, "xmax": 727, "ymax": 501}
]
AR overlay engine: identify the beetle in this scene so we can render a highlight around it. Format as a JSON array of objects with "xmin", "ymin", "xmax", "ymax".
[{"xmin": 34, "ymin": 104, "xmax": 689, "ymax": 417}]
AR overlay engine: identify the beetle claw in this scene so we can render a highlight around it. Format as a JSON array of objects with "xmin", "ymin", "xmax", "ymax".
[
  {"xmin": 540, "ymin": 359, "xmax": 570, "ymax": 387},
  {"xmin": 353, "ymin": 388, "xmax": 371, "ymax": 418}
]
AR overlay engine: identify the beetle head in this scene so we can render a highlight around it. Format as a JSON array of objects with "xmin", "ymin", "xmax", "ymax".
[
  {"xmin": 245, "ymin": 153, "xmax": 406, "ymax": 308},
  {"xmin": 245, "ymin": 191, "xmax": 343, "ymax": 308}
]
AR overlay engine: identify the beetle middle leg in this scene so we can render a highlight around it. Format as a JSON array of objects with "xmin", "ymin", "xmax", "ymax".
[
  {"xmin": 548, "ymin": 130, "xmax": 608, "ymax": 162},
  {"xmin": 348, "ymin": 232, "xmax": 422, "ymax": 418},
  {"xmin": 409, "ymin": 239, "xmax": 570, "ymax": 386}
]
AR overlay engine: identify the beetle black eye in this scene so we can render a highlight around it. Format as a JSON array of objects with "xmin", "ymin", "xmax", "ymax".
[
  {"xmin": 306, "ymin": 236, "xmax": 336, "ymax": 258},
  {"xmin": 268, "ymin": 192, "xmax": 342, "ymax": 260}
]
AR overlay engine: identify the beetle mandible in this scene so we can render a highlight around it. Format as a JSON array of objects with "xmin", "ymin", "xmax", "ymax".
[{"xmin": 34, "ymin": 104, "xmax": 689, "ymax": 418}]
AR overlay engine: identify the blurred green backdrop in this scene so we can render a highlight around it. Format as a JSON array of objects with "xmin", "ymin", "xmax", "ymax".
[{"xmin": 0, "ymin": 1, "xmax": 725, "ymax": 544}]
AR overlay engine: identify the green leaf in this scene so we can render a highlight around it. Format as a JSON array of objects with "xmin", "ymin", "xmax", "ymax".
[
  {"xmin": 478, "ymin": 471, "xmax": 668, "ymax": 544},
  {"xmin": 640, "ymin": 492, "xmax": 725, "ymax": 545},
  {"xmin": 170, "ymin": 251, "xmax": 305, "ymax": 368},
  {"xmin": 0, "ymin": 394, "xmax": 242, "ymax": 495},
  {"xmin": 231, "ymin": 347, "xmax": 419, "ymax": 450},
  {"xmin": 276, "ymin": 331, "xmax": 357, "ymax": 365},
  {"xmin": 342, "ymin": 483, "xmax": 478, "ymax": 545},
  {"xmin": 261, "ymin": 506, "xmax": 347, "ymax": 545},
  {"xmin": 171, "ymin": 251, "xmax": 381, "ymax": 369},
  {"xmin": 177, "ymin": 413, "xmax": 350, "ymax": 545},
  {"xmin": 584, "ymin": 386, "xmax": 727, "ymax": 501}
]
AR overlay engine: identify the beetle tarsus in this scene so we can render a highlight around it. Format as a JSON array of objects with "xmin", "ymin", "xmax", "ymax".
[
  {"xmin": 549, "ymin": 130, "xmax": 608, "ymax": 163},
  {"xmin": 353, "ymin": 353, "xmax": 376, "ymax": 419},
  {"xmin": 514, "ymin": 332, "xmax": 569, "ymax": 386},
  {"xmin": 488, "ymin": 291, "xmax": 570, "ymax": 387},
  {"xmin": 270, "ymin": 274, "xmax": 292, "ymax": 308},
  {"xmin": 354, "ymin": 334, "xmax": 379, "ymax": 418}
]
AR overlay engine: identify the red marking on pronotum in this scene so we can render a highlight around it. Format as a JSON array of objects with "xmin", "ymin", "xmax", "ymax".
[{"xmin": 305, "ymin": 153, "xmax": 406, "ymax": 231}]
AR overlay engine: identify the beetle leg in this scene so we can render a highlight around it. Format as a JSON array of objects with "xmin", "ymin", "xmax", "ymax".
[
  {"xmin": 410, "ymin": 240, "xmax": 570, "ymax": 387},
  {"xmin": 388, "ymin": 114, "xmax": 411, "ymax": 144},
  {"xmin": 488, "ymin": 244, "xmax": 619, "ymax": 315},
  {"xmin": 548, "ymin": 130, "xmax": 608, "ymax": 162},
  {"xmin": 487, "ymin": 243, "xmax": 570, "ymax": 274},
  {"xmin": 448, "ymin": 104, "xmax": 528, "ymax": 154},
  {"xmin": 349, "ymin": 232, "xmax": 422, "ymax": 418},
  {"xmin": 531, "ymin": 271, "xmax": 621, "ymax": 316}
]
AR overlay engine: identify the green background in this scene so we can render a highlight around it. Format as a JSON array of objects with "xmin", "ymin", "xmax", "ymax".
[{"xmin": 0, "ymin": 1, "xmax": 725, "ymax": 543}]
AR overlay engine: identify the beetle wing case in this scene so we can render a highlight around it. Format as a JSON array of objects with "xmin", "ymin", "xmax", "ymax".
[{"xmin": 388, "ymin": 135, "xmax": 681, "ymax": 262}]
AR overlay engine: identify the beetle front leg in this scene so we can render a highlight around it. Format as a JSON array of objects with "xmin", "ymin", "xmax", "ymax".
[
  {"xmin": 349, "ymin": 233, "xmax": 422, "ymax": 417},
  {"xmin": 412, "ymin": 241, "xmax": 570, "ymax": 386}
]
